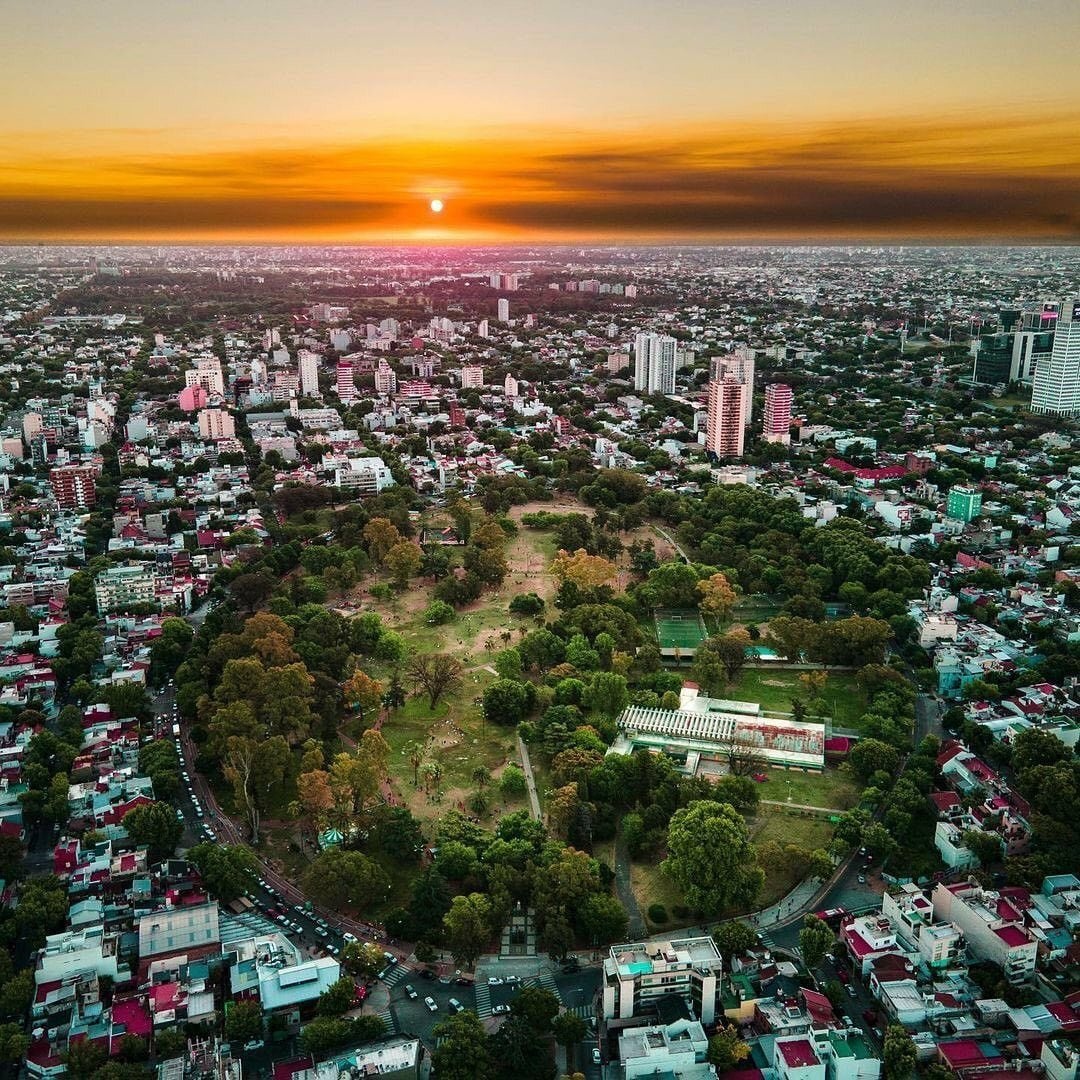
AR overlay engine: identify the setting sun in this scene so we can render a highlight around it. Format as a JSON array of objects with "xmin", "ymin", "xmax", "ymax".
[{"xmin": 429, "ymin": 199, "xmax": 444, "ymax": 213}]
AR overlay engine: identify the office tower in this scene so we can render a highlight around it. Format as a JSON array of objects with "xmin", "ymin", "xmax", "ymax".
[
  {"xmin": 374, "ymin": 361, "xmax": 397, "ymax": 396},
  {"xmin": 478, "ymin": 318, "xmax": 489, "ymax": 339},
  {"xmin": 459, "ymin": 365, "xmax": 484, "ymax": 389},
  {"xmin": 633, "ymin": 332, "xmax": 677, "ymax": 395},
  {"xmin": 971, "ymin": 302, "xmax": 1058, "ymax": 385},
  {"xmin": 335, "ymin": 360, "xmax": 356, "ymax": 401},
  {"xmin": 762, "ymin": 383, "xmax": 793, "ymax": 444},
  {"xmin": 497, "ymin": 298, "xmax": 510, "ymax": 323},
  {"xmin": 1031, "ymin": 296, "xmax": 1080, "ymax": 415},
  {"xmin": 298, "ymin": 350, "xmax": 320, "ymax": 398},
  {"xmin": 946, "ymin": 486, "xmax": 983, "ymax": 523},
  {"xmin": 504, "ymin": 374, "xmax": 519, "ymax": 397},
  {"xmin": 705, "ymin": 362, "xmax": 747, "ymax": 458},
  {"xmin": 49, "ymin": 464, "xmax": 98, "ymax": 509}
]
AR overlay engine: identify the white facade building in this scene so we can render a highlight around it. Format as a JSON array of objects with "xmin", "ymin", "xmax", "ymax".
[
  {"xmin": 633, "ymin": 332, "xmax": 677, "ymax": 395},
  {"xmin": 1032, "ymin": 295, "xmax": 1080, "ymax": 415}
]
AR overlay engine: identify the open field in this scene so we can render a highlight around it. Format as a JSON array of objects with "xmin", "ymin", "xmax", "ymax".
[
  {"xmin": 724, "ymin": 668, "xmax": 866, "ymax": 727},
  {"xmin": 756, "ymin": 766, "xmax": 860, "ymax": 810}
]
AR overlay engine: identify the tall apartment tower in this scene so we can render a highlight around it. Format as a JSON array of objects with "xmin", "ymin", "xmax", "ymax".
[
  {"xmin": 1032, "ymin": 295, "xmax": 1080, "ymax": 416},
  {"xmin": 633, "ymin": 332, "xmax": 677, "ymax": 395},
  {"xmin": 762, "ymin": 383, "xmax": 793, "ymax": 444},
  {"xmin": 374, "ymin": 361, "xmax": 397, "ymax": 396},
  {"xmin": 705, "ymin": 367, "xmax": 747, "ymax": 458},
  {"xmin": 335, "ymin": 360, "xmax": 356, "ymax": 401},
  {"xmin": 497, "ymin": 298, "xmax": 510, "ymax": 323},
  {"xmin": 711, "ymin": 349, "xmax": 755, "ymax": 421},
  {"xmin": 297, "ymin": 350, "xmax": 320, "ymax": 398}
]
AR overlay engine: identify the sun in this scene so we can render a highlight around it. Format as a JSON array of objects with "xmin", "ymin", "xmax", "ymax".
[{"xmin": 429, "ymin": 198, "xmax": 444, "ymax": 213}]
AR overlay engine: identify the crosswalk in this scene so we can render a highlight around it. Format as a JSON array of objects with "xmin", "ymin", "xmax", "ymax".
[
  {"xmin": 524, "ymin": 970, "xmax": 564, "ymax": 1005},
  {"xmin": 380, "ymin": 965, "xmax": 408, "ymax": 988},
  {"xmin": 474, "ymin": 982, "xmax": 492, "ymax": 1019},
  {"xmin": 564, "ymin": 1003, "xmax": 594, "ymax": 1021},
  {"xmin": 377, "ymin": 1009, "xmax": 396, "ymax": 1032},
  {"xmin": 758, "ymin": 932, "xmax": 778, "ymax": 951}
]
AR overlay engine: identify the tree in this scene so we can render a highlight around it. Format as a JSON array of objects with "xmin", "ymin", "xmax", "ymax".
[
  {"xmin": 717, "ymin": 728, "xmax": 766, "ymax": 777},
  {"xmin": 425, "ymin": 599, "xmax": 456, "ymax": 626},
  {"xmin": 402, "ymin": 740, "xmax": 426, "ymax": 787},
  {"xmin": 690, "ymin": 629, "xmax": 751, "ymax": 692},
  {"xmin": 713, "ymin": 921, "xmax": 758, "ymax": 965},
  {"xmin": 443, "ymin": 892, "xmax": 493, "ymax": 969},
  {"xmin": 1012, "ymin": 727, "xmax": 1072, "ymax": 773},
  {"xmin": 552, "ymin": 1013, "xmax": 587, "ymax": 1073},
  {"xmin": 698, "ymin": 572, "xmax": 737, "ymax": 621},
  {"xmin": 187, "ymin": 842, "xmax": 257, "ymax": 903},
  {"xmin": 483, "ymin": 679, "xmax": 532, "ymax": 726},
  {"xmin": 849, "ymin": 739, "xmax": 902, "ymax": 783},
  {"xmin": 153, "ymin": 1028, "xmax": 187, "ymax": 1060},
  {"xmin": 406, "ymin": 653, "xmax": 464, "ymax": 708},
  {"xmin": 494, "ymin": 648, "xmax": 523, "ymax": 681},
  {"xmin": 807, "ymin": 848, "xmax": 835, "ymax": 880},
  {"xmin": 883, "ymin": 1025, "xmax": 916, "ymax": 1080},
  {"xmin": 122, "ymin": 801, "xmax": 182, "ymax": 860},
  {"xmin": 385, "ymin": 541, "xmax": 422, "ymax": 588},
  {"xmin": 707, "ymin": 1025, "xmax": 750, "ymax": 1070},
  {"xmin": 764, "ymin": 615, "xmax": 816, "ymax": 661},
  {"xmin": 799, "ymin": 915, "xmax": 835, "ymax": 970},
  {"xmin": 663, "ymin": 801, "xmax": 763, "ymax": 916},
  {"xmin": 64, "ymin": 1038, "xmax": 107, "ymax": 1080},
  {"xmin": 552, "ymin": 549, "xmax": 618, "ymax": 590},
  {"xmin": 341, "ymin": 941, "xmax": 385, "ymax": 979},
  {"xmin": 580, "ymin": 893, "xmax": 629, "ymax": 944},
  {"xmin": 499, "ymin": 764, "xmax": 527, "ymax": 798},
  {"xmin": 296, "ymin": 769, "xmax": 335, "ymax": 831},
  {"xmin": 302, "ymin": 849, "xmax": 390, "ymax": 911},
  {"xmin": 224, "ymin": 999, "xmax": 263, "ymax": 1042},
  {"xmin": 582, "ymin": 671, "xmax": 629, "ymax": 718},
  {"xmin": 363, "ymin": 518, "xmax": 401, "ymax": 564},
  {"xmin": 317, "ymin": 976, "xmax": 359, "ymax": 1017},
  {"xmin": 0, "ymin": 1021, "xmax": 29, "ymax": 1066},
  {"xmin": 962, "ymin": 829, "xmax": 1003, "ymax": 865},
  {"xmin": 511, "ymin": 986, "xmax": 559, "ymax": 1034},
  {"xmin": 433, "ymin": 1011, "xmax": 493, "ymax": 1080},
  {"xmin": 223, "ymin": 734, "xmax": 290, "ymax": 840},
  {"xmin": 300, "ymin": 1016, "xmax": 356, "ymax": 1058},
  {"xmin": 343, "ymin": 669, "xmax": 383, "ymax": 723}
]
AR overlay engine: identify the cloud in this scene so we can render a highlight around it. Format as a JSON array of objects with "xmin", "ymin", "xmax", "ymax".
[{"xmin": 1, "ymin": 112, "xmax": 1079, "ymax": 239}]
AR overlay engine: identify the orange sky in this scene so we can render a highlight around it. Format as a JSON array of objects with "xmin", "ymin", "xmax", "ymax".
[{"xmin": 4, "ymin": 0, "xmax": 1080, "ymax": 241}]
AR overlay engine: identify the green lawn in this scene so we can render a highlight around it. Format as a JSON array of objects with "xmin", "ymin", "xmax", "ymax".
[
  {"xmin": 725, "ymin": 668, "xmax": 865, "ymax": 727},
  {"xmin": 749, "ymin": 809, "xmax": 836, "ymax": 907},
  {"xmin": 756, "ymin": 766, "xmax": 860, "ymax": 810}
]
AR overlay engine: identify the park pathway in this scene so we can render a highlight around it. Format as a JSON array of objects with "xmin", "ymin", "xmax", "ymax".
[
  {"xmin": 614, "ymin": 832, "xmax": 646, "ymax": 937},
  {"xmin": 516, "ymin": 733, "xmax": 543, "ymax": 821}
]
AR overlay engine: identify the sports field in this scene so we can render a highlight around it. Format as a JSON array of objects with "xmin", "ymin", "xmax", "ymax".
[{"xmin": 654, "ymin": 608, "xmax": 707, "ymax": 655}]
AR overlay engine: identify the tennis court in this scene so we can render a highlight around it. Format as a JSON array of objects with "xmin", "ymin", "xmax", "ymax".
[{"xmin": 654, "ymin": 609, "xmax": 707, "ymax": 658}]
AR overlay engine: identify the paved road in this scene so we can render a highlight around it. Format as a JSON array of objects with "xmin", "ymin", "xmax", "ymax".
[
  {"xmin": 516, "ymin": 733, "xmax": 542, "ymax": 821},
  {"xmin": 915, "ymin": 692, "xmax": 944, "ymax": 745}
]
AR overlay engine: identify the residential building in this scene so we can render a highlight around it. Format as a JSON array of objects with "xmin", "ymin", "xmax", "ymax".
[
  {"xmin": 374, "ymin": 361, "xmax": 397, "ymax": 396},
  {"xmin": 36, "ymin": 926, "xmax": 122, "ymax": 986},
  {"xmin": 184, "ymin": 358, "xmax": 225, "ymax": 396},
  {"xmin": 297, "ymin": 350, "xmax": 320, "ymax": 398},
  {"xmin": 616, "ymin": 1019, "xmax": 711, "ymax": 1079},
  {"xmin": 497, "ymin": 298, "xmax": 510, "ymax": 322},
  {"xmin": 634, "ymin": 332, "xmax": 677, "ymax": 395},
  {"xmin": 504, "ymin": 373, "xmax": 519, "ymax": 397},
  {"xmin": 931, "ymin": 881, "xmax": 1037, "ymax": 981},
  {"xmin": 763, "ymin": 382, "xmax": 793, "ymax": 443},
  {"xmin": 946, "ymin": 486, "xmax": 983, "ymax": 522},
  {"xmin": 137, "ymin": 902, "xmax": 220, "ymax": 960},
  {"xmin": 94, "ymin": 563, "xmax": 157, "ymax": 613},
  {"xmin": 706, "ymin": 370, "xmax": 747, "ymax": 458},
  {"xmin": 712, "ymin": 349, "xmax": 756, "ymax": 420},
  {"xmin": 335, "ymin": 360, "xmax": 356, "ymax": 401},
  {"xmin": 459, "ymin": 365, "xmax": 484, "ymax": 389},
  {"xmin": 197, "ymin": 409, "xmax": 235, "ymax": 441},
  {"xmin": 602, "ymin": 935, "xmax": 724, "ymax": 1025},
  {"xmin": 333, "ymin": 456, "xmax": 395, "ymax": 495},
  {"xmin": 49, "ymin": 464, "xmax": 98, "ymax": 510},
  {"xmin": 1032, "ymin": 295, "xmax": 1080, "ymax": 416}
]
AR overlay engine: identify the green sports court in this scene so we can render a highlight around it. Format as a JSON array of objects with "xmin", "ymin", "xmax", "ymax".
[{"xmin": 654, "ymin": 608, "xmax": 707, "ymax": 659}]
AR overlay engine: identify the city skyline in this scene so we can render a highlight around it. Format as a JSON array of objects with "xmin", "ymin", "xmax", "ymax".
[{"xmin": 4, "ymin": 0, "xmax": 1080, "ymax": 242}]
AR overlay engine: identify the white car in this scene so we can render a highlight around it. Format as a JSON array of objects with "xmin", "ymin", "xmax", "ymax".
[
  {"xmin": 487, "ymin": 976, "xmax": 505, "ymax": 986},
  {"xmin": 592, "ymin": 1049, "xmax": 602, "ymax": 1065},
  {"xmin": 491, "ymin": 1004, "xmax": 511, "ymax": 1015},
  {"xmin": 424, "ymin": 997, "xmax": 438, "ymax": 1012}
]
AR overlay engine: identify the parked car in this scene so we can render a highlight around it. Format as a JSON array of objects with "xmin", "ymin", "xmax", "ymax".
[
  {"xmin": 858, "ymin": 875, "xmax": 866, "ymax": 884},
  {"xmin": 487, "ymin": 976, "xmax": 505, "ymax": 986},
  {"xmin": 846, "ymin": 985, "xmax": 857, "ymax": 998},
  {"xmin": 424, "ymin": 997, "xmax": 438, "ymax": 1012},
  {"xmin": 592, "ymin": 1049, "xmax": 602, "ymax": 1065},
  {"xmin": 504, "ymin": 975, "xmax": 520, "ymax": 985}
]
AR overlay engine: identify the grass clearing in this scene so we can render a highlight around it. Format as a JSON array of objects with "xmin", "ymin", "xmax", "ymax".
[
  {"xmin": 725, "ymin": 668, "xmax": 865, "ymax": 727},
  {"xmin": 757, "ymin": 766, "xmax": 860, "ymax": 810},
  {"xmin": 750, "ymin": 808, "xmax": 836, "ymax": 907}
]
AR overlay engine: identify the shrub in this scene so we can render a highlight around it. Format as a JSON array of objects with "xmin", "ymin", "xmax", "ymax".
[{"xmin": 647, "ymin": 904, "xmax": 669, "ymax": 924}]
